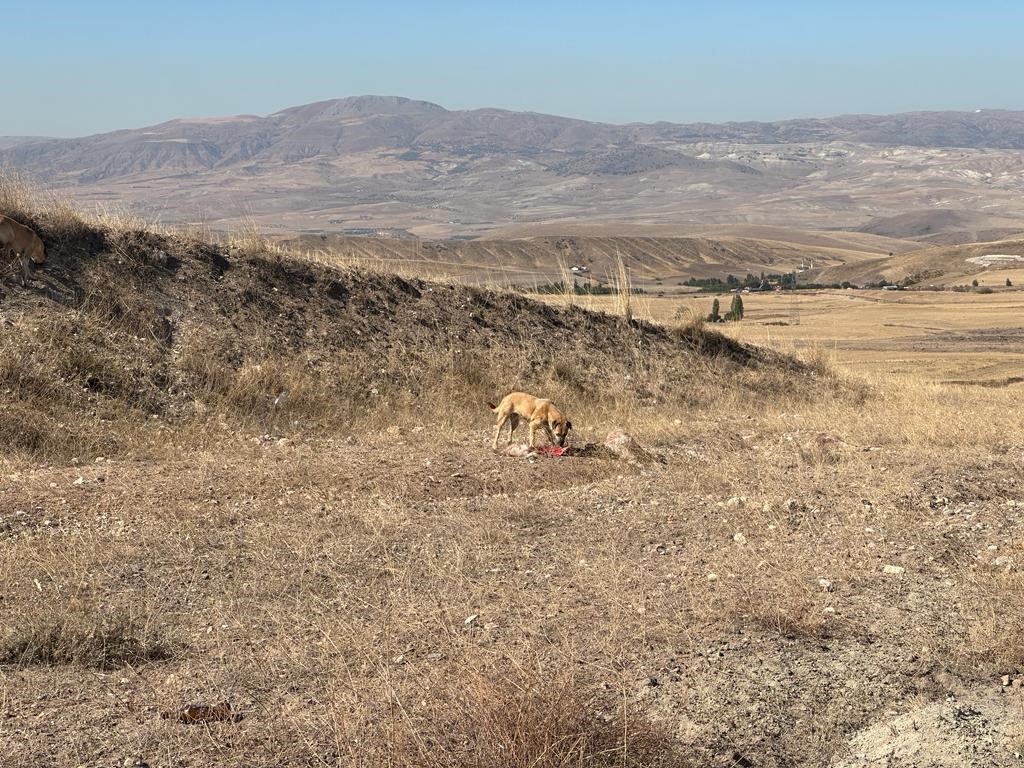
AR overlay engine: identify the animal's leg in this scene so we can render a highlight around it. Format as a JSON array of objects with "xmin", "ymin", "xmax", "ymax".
[
  {"xmin": 544, "ymin": 424, "xmax": 556, "ymax": 445},
  {"xmin": 19, "ymin": 254, "xmax": 30, "ymax": 287},
  {"xmin": 528, "ymin": 421, "xmax": 539, "ymax": 448},
  {"xmin": 493, "ymin": 413, "xmax": 509, "ymax": 449},
  {"xmin": 507, "ymin": 414, "xmax": 520, "ymax": 444}
]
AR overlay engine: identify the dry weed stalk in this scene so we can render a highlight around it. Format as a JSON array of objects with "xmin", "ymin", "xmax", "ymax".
[
  {"xmin": 556, "ymin": 252, "xmax": 575, "ymax": 307},
  {"xmin": 612, "ymin": 250, "xmax": 633, "ymax": 324}
]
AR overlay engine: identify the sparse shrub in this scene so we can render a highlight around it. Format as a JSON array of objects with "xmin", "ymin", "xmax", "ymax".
[
  {"xmin": 958, "ymin": 572, "xmax": 1024, "ymax": 672},
  {"xmin": 972, "ymin": 279, "xmax": 979, "ymax": 287},
  {"xmin": 387, "ymin": 668, "xmax": 688, "ymax": 768},
  {"xmin": 716, "ymin": 557, "xmax": 834, "ymax": 640},
  {"xmin": 673, "ymin": 304, "xmax": 705, "ymax": 334},
  {"xmin": 0, "ymin": 611, "xmax": 175, "ymax": 669},
  {"xmin": 1006, "ymin": 278, "xmax": 1013, "ymax": 287}
]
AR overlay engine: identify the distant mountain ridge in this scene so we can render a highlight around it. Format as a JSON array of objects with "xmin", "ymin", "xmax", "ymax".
[
  {"xmin": 7, "ymin": 99, "xmax": 1024, "ymax": 178},
  {"xmin": 3, "ymin": 96, "xmax": 1024, "ymax": 237}
]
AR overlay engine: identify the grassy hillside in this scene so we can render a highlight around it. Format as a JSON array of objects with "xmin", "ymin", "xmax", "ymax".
[
  {"xmin": 812, "ymin": 236, "xmax": 1024, "ymax": 287},
  {"xmin": 0, "ymin": 180, "xmax": 822, "ymax": 462}
]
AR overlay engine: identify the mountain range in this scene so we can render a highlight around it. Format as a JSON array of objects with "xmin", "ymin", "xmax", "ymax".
[{"xmin": 4, "ymin": 96, "xmax": 1024, "ymax": 239}]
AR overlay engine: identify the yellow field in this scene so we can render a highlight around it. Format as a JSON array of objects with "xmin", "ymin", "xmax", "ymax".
[{"xmin": 541, "ymin": 289, "xmax": 1024, "ymax": 383}]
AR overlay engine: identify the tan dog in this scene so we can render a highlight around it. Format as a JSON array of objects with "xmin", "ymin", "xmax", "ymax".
[
  {"xmin": 0, "ymin": 214, "xmax": 46, "ymax": 286},
  {"xmin": 488, "ymin": 391, "xmax": 572, "ymax": 449}
]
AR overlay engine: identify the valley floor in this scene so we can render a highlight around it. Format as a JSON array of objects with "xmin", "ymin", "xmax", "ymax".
[{"xmin": 545, "ymin": 288, "xmax": 1024, "ymax": 383}]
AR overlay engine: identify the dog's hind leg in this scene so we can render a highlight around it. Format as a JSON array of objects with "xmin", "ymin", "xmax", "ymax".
[{"xmin": 507, "ymin": 414, "xmax": 520, "ymax": 444}]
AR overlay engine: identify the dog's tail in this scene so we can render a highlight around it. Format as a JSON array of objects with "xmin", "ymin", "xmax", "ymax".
[{"xmin": 486, "ymin": 401, "xmax": 497, "ymax": 411}]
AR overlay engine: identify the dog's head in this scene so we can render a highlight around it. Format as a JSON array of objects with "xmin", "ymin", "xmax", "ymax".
[
  {"xmin": 29, "ymin": 243, "xmax": 46, "ymax": 268},
  {"xmin": 28, "ymin": 237, "xmax": 46, "ymax": 265},
  {"xmin": 551, "ymin": 416, "xmax": 572, "ymax": 447}
]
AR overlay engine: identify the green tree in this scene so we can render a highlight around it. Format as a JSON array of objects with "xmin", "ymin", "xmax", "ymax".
[
  {"xmin": 725, "ymin": 293, "xmax": 744, "ymax": 321},
  {"xmin": 706, "ymin": 298, "xmax": 722, "ymax": 323}
]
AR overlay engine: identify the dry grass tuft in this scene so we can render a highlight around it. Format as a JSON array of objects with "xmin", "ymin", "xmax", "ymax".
[
  {"xmin": 735, "ymin": 571, "xmax": 831, "ymax": 640},
  {"xmin": 227, "ymin": 214, "xmax": 284, "ymax": 257},
  {"xmin": 957, "ymin": 571, "xmax": 1024, "ymax": 672},
  {"xmin": 390, "ymin": 668, "xmax": 688, "ymax": 768},
  {"xmin": 672, "ymin": 303, "xmax": 706, "ymax": 336},
  {"xmin": 0, "ymin": 610, "xmax": 176, "ymax": 670},
  {"xmin": 0, "ymin": 169, "xmax": 112, "ymax": 240}
]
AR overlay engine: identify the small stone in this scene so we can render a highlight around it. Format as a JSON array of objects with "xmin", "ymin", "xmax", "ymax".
[
  {"xmin": 819, "ymin": 578, "xmax": 833, "ymax": 592},
  {"xmin": 725, "ymin": 496, "xmax": 743, "ymax": 509},
  {"xmin": 823, "ymin": 606, "xmax": 836, "ymax": 614},
  {"xmin": 707, "ymin": 573, "xmax": 719, "ymax": 582},
  {"xmin": 72, "ymin": 477, "xmax": 84, "ymax": 485},
  {"xmin": 464, "ymin": 614, "xmax": 478, "ymax": 626},
  {"xmin": 732, "ymin": 532, "xmax": 747, "ymax": 545},
  {"xmin": 1001, "ymin": 675, "xmax": 1011, "ymax": 687},
  {"xmin": 883, "ymin": 564, "xmax": 905, "ymax": 575}
]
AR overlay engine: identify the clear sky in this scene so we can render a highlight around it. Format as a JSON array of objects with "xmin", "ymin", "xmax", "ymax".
[{"xmin": 5, "ymin": 0, "xmax": 1023, "ymax": 137}]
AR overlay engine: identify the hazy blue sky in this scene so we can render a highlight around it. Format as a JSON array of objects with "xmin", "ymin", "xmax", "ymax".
[{"xmin": 5, "ymin": 0, "xmax": 1023, "ymax": 136}]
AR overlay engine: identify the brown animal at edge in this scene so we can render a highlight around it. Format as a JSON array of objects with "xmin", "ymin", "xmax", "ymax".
[
  {"xmin": 488, "ymin": 391, "xmax": 573, "ymax": 450},
  {"xmin": 0, "ymin": 214, "xmax": 46, "ymax": 286}
]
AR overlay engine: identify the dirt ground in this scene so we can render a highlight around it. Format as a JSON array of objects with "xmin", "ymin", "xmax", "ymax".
[
  {"xmin": 1, "ymin": 195, "xmax": 1022, "ymax": 766},
  {"xmin": 2, "ymin": 403, "xmax": 1023, "ymax": 766}
]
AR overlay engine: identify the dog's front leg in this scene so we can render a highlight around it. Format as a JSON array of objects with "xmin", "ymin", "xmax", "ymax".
[
  {"xmin": 492, "ymin": 415, "xmax": 507, "ymax": 450},
  {"xmin": 20, "ymin": 254, "xmax": 30, "ymax": 287},
  {"xmin": 544, "ymin": 424, "xmax": 557, "ymax": 445}
]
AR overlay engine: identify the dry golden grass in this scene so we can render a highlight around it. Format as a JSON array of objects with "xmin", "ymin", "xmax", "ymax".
[{"xmin": 2, "ymin": 180, "xmax": 1023, "ymax": 766}]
